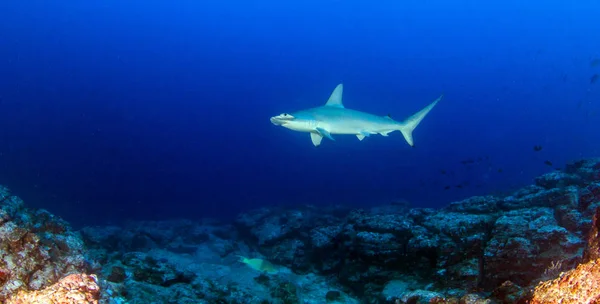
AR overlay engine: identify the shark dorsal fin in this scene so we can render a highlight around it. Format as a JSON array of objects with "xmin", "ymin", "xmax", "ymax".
[{"xmin": 325, "ymin": 83, "xmax": 344, "ymax": 108}]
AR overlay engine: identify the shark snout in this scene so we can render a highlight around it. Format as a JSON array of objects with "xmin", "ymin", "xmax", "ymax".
[
  {"xmin": 270, "ymin": 113, "xmax": 294, "ymax": 126},
  {"xmin": 270, "ymin": 116, "xmax": 284, "ymax": 125}
]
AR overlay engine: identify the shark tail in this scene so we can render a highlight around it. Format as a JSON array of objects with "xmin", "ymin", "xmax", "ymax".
[{"xmin": 397, "ymin": 95, "xmax": 443, "ymax": 147}]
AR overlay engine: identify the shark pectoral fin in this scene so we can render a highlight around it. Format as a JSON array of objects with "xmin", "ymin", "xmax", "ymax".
[
  {"xmin": 311, "ymin": 127, "xmax": 334, "ymax": 146},
  {"xmin": 310, "ymin": 133, "xmax": 323, "ymax": 146},
  {"xmin": 316, "ymin": 127, "xmax": 335, "ymax": 141}
]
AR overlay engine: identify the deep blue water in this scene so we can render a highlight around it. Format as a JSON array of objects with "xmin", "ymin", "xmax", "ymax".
[{"xmin": 0, "ymin": 1, "xmax": 599, "ymax": 227}]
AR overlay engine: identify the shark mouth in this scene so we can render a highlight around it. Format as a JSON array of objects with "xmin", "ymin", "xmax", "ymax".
[{"xmin": 270, "ymin": 113, "xmax": 294, "ymax": 125}]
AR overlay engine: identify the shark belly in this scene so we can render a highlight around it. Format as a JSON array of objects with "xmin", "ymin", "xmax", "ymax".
[
  {"xmin": 315, "ymin": 109, "xmax": 396, "ymax": 135},
  {"xmin": 322, "ymin": 120, "xmax": 377, "ymax": 135}
]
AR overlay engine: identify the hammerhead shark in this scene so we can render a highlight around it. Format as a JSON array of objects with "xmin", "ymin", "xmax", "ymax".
[{"xmin": 270, "ymin": 84, "xmax": 442, "ymax": 147}]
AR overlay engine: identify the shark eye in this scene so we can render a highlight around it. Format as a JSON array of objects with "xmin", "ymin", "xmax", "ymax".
[{"xmin": 278, "ymin": 113, "xmax": 293, "ymax": 120}]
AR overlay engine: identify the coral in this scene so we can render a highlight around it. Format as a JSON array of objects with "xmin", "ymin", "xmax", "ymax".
[
  {"xmin": 0, "ymin": 186, "xmax": 88, "ymax": 301},
  {"xmin": 530, "ymin": 258, "xmax": 600, "ymax": 303},
  {"xmin": 529, "ymin": 206, "xmax": 600, "ymax": 303},
  {"xmin": 6, "ymin": 273, "xmax": 100, "ymax": 304}
]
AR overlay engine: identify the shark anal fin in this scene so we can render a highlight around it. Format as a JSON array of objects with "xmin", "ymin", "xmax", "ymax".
[
  {"xmin": 325, "ymin": 84, "xmax": 344, "ymax": 108},
  {"xmin": 357, "ymin": 134, "xmax": 365, "ymax": 141},
  {"xmin": 310, "ymin": 133, "xmax": 323, "ymax": 146},
  {"xmin": 316, "ymin": 127, "xmax": 335, "ymax": 141}
]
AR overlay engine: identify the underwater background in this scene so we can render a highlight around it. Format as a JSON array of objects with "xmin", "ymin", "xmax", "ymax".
[{"xmin": 0, "ymin": 0, "xmax": 599, "ymax": 227}]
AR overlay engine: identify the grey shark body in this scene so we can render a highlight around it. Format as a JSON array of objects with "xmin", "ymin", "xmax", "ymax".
[{"xmin": 270, "ymin": 84, "xmax": 442, "ymax": 147}]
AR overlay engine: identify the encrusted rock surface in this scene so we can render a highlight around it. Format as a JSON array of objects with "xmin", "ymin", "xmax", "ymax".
[
  {"xmin": 2, "ymin": 158, "xmax": 600, "ymax": 303},
  {"xmin": 529, "ymin": 206, "xmax": 600, "ymax": 304},
  {"xmin": 81, "ymin": 219, "xmax": 358, "ymax": 303},
  {"xmin": 6, "ymin": 273, "xmax": 100, "ymax": 304},
  {"xmin": 530, "ymin": 258, "xmax": 600, "ymax": 304},
  {"xmin": 0, "ymin": 186, "xmax": 89, "ymax": 302},
  {"xmin": 228, "ymin": 158, "xmax": 600, "ymax": 302}
]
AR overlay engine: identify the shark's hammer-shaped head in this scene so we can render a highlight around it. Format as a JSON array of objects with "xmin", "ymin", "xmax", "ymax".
[
  {"xmin": 270, "ymin": 112, "xmax": 315, "ymax": 132},
  {"xmin": 269, "ymin": 113, "xmax": 294, "ymax": 126}
]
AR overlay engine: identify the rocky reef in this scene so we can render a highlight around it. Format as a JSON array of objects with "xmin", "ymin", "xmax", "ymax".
[
  {"xmin": 529, "ymin": 206, "xmax": 600, "ymax": 303},
  {"xmin": 7, "ymin": 273, "xmax": 100, "ymax": 304},
  {"xmin": 0, "ymin": 185, "xmax": 91, "ymax": 302},
  {"xmin": 228, "ymin": 158, "xmax": 600, "ymax": 303},
  {"xmin": 1, "ymin": 158, "xmax": 600, "ymax": 303}
]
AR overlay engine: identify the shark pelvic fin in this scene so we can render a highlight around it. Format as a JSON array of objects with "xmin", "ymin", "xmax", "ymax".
[
  {"xmin": 310, "ymin": 133, "xmax": 323, "ymax": 146},
  {"xmin": 325, "ymin": 83, "xmax": 344, "ymax": 108},
  {"xmin": 398, "ymin": 94, "xmax": 443, "ymax": 146},
  {"xmin": 316, "ymin": 127, "xmax": 334, "ymax": 141}
]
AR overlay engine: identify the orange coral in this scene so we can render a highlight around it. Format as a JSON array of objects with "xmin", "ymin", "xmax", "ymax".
[
  {"xmin": 530, "ymin": 258, "xmax": 600, "ymax": 304},
  {"xmin": 6, "ymin": 273, "xmax": 100, "ymax": 304}
]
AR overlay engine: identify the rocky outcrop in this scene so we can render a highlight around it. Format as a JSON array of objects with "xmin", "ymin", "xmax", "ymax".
[
  {"xmin": 230, "ymin": 158, "xmax": 600, "ymax": 302},
  {"xmin": 530, "ymin": 206, "xmax": 600, "ymax": 304},
  {"xmin": 3, "ymin": 158, "xmax": 600, "ymax": 303},
  {"xmin": 6, "ymin": 273, "xmax": 100, "ymax": 304},
  {"xmin": 0, "ymin": 186, "xmax": 89, "ymax": 302}
]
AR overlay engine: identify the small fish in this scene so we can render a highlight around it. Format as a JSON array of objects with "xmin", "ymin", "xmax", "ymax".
[
  {"xmin": 533, "ymin": 145, "xmax": 543, "ymax": 152},
  {"xmin": 460, "ymin": 159, "xmax": 475, "ymax": 165},
  {"xmin": 544, "ymin": 160, "xmax": 553, "ymax": 166},
  {"xmin": 591, "ymin": 74, "xmax": 599, "ymax": 84},
  {"xmin": 440, "ymin": 170, "xmax": 447, "ymax": 175},
  {"xmin": 455, "ymin": 185, "xmax": 463, "ymax": 189},
  {"xmin": 444, "ymin": 186, "xmax": 451, "ymax": 190},
  {"xmin": 237, "ymin": 255, "xmax": 279, "ymax": 274},
  {"xmin": 591, "ymin": 58, "xmax": 600, "ymax": 67},
  {"xmin": 497, "ymin": 168, "xmax": 503, "ymax": 173}
]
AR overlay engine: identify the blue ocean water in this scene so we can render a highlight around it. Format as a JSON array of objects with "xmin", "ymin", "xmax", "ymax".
[{"xmin": 0, "ymin": 0, "xmax": 598, "ymax": 227}]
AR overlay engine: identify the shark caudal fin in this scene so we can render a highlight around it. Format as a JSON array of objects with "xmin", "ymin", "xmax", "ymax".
[{"xmin": 398, "ymin": 95, "xmax": 443, "ymax": 147}]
